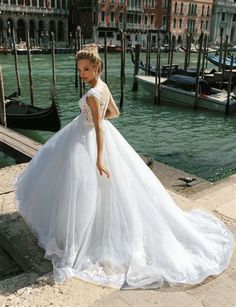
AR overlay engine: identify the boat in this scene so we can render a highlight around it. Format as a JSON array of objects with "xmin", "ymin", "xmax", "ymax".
[
  {"xmin": 11, "ymin": 42, "xmax": 43, "ymax": 55},
  {"xmin": 136, "ymin": 74, "xmax": 236, "ymax": 113},
  {"xmin": 4, "ymin": 85, "xmax": 61, "ymax": 131},
  {"xmin": 207, "ymin": 54, "xmax": 236, "ymax": 69},
  {"xmin": 0, "ymin": 46, "xmax": 11, "ymax": 55},
  {"xmin": 180, "ymin": 45, "xmax": 198, "ymax": 53}
]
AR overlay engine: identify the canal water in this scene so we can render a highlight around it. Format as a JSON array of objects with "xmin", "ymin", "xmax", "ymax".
[{"xmin": 0, "ymin": 51, "xmax": 236, "ymax": 181}]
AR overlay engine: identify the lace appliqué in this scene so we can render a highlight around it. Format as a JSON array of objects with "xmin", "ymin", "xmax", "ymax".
[{"xmin": 79, "ymin": 87, "xmax": 105, "ymax": 126}]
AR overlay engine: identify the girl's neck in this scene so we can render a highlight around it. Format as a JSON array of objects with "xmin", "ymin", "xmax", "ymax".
[{"xmin": 89, "ymin": 76, "xmax": 100, "ymax": 88}]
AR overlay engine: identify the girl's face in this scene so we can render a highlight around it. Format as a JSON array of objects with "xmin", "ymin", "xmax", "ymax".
[{"xmin": 77, "ymin": 59, "xmax": 98, "ymax": 85}]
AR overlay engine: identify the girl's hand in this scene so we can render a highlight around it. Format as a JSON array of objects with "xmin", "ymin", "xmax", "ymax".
[{"xmin": 96, "ymin": 160, "xmax": 111, "ymax": 178}]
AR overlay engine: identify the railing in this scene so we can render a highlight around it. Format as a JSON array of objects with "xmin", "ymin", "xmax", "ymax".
[
  {"xmin": 214, "ymin": 0, "xmax": 236, "ymax": 8},
  {"xmin": 126, "ymin": 5, "xmax": 143, "ymax": 12},
  {"xmin": 0, "ymin": 4, "xmax": 68, "ymax": 15}
]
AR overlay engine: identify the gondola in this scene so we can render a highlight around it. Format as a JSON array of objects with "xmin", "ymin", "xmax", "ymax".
[
  {"xmin": 207, "ymin": 54, "xmax": 236, "ymax": 69},
  {"xmin": 4, "ymin": 86, "xmax": 61, "ymax": 132},
  {"xmin": 136, "ymin": 74, "xmax": 236, "ymax": 113}
]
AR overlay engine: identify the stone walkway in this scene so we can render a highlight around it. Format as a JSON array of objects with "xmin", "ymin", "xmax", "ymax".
[{"xmin": 0, "ymin": 163, "xmax": 235, "ymax": 307}]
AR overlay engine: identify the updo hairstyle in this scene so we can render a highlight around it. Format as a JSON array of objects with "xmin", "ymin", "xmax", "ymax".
[{"xmin": 76, "ymin": 44, "xmax": 103, "ymax": 75}]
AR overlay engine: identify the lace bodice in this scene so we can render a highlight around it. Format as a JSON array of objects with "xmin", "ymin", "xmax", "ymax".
[{"xmin": 79, "ymin": 78, "xmax": 110, "ymax": 126}]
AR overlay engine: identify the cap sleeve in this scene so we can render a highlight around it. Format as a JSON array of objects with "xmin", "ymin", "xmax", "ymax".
[{"xmin": 87, "ymin": 88, "xmax": 101, "ymax": 102}]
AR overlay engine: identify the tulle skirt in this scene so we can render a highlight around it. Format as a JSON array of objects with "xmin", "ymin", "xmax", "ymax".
[{"xmin": 14, "ymin": 115, "xmax": 234, "ymax": 289}]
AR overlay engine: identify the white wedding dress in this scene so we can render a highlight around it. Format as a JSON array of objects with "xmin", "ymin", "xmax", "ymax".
[{"xmin": 14, "ymin": 78, "xmax": 234, "ymax": 289}]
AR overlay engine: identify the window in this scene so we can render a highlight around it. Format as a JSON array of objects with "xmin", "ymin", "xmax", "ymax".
[
  {"xmin": 173, "ymin": 18, "xmax": 176, "ymax": 28},
  {"xmin": 222, "ymin": 12, "xmax": 225, "ymax": 21},
  {"xmin": 233, "ymin": 14, "xmax": 236, "ymax": 22},
  {"xmin": 205, "ymin": 20, "xmax": 208, "ymax": 30},
  {"xmin": 202, "ymin": 5, "xmax": 204, "ymax": 16},
  {"xmin": 162, "ymin": 15, "xmax": 167, "ymax": 29},
  {"xmin": 200, "ymin": 20, "xmax": 203, "ymax": 29},
  {"xmin": 162, "ymin": 0, "xmax": 168, "ymax": 9},
  {"xmin": 174, "ymin": 2, "xmax": 177, "ymax": 14},
  {"xmin": 111, "ymin": 12, "xmax": 114, "ymax": 22},
  {"xmin": 102, "ymin": 11, "xmax": 105, "ymax": 22},
  {"xmin": 179, "ymin": 18, "xmax": 182, "ymax": 29},
  {"xmin": 180, "ymin": 3, "xmax": 183, "ymax": 14},
  {"xmin": 151, "ymin": 15, "xmax": 154, "ymax": 25},
  {"xmin": 207, "ymin": 6, "xmax": 210, "ymax": 16}
]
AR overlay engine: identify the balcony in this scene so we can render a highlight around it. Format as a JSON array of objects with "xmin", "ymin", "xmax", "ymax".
[
  {"xmin": 214, "ymin": 1, "xmax": 236, "ymax": 8},
  {"xmin": 126, "ymin": 5, "xmax": 143, "ymax": 13},
  {"xmin": 0, "ymin": 4, "xmax": 68, "ymax": 16},
  {"xmin": 126, "ymin": 23, "xmax": 142, "ymax": 30}
]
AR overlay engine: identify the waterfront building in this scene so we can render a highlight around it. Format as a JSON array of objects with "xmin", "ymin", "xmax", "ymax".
[
  {"xmin": 68, "ymin": 1, "xmax": 161, "ymax": 48},
  {"xmin": 167, "ymin": 0, "xmax": 213, "ymax": 45},
  {"xmin": 210, "ymin": 0, "xmax": 236, "ymax": 45},
  {"xmin": 0, "ymin": 0, "xmax": 69, "ymax": 49}
]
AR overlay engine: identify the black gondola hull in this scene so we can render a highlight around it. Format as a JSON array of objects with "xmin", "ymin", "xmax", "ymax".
[{"xmin": 5, "ymin": 99, "xmax": 61, "ymax": 132}]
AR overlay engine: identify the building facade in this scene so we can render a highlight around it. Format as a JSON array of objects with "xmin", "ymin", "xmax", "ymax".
[
  {"xmin": 168, "ymin": 0, "xmax": 213, "ymax": 44},
  {"xmin": 68, "ymin": 1, "xmax": 161, "ymax": 47},
  {"xmin": 210, "ymin": 0, "xmax": 236, "ymax": 44},
  {"xmin": 0, "ymin": 0, "xmax": 69, "ymax": 48}
]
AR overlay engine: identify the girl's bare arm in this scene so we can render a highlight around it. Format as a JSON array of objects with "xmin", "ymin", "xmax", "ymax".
[
  {"xmin": 105, "ymin": 93, "xmax": 120, "ymax": 119},
  {"xmin": 87, "ymin": 96, "xmax": 110, "ymax": 178}
]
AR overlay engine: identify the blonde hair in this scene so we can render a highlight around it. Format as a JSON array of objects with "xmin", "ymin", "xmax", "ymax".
[{"xmin": 76, "ymin": 44, "xmax": 103, "ymax": 74}]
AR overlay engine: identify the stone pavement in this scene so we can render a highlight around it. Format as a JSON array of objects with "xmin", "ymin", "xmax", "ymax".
[{"xmin": 0, "ymin": 162, "xmax": 235, "ymax": 307}]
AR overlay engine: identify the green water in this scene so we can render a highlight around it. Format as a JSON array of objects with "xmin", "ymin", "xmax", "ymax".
[{"xmin": 0, "ymin": 52, "xmax": 236, "ymax": 181}]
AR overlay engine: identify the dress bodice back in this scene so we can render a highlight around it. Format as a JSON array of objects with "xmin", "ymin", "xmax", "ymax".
[{"xmin": 79, "ymin": 78, "xmax": 110, "ymax": 126}]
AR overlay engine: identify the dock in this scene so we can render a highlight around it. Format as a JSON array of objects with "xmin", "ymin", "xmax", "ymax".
[{"xmin": 0, "ymin": 125, "xmax": 41, "ymax": 162}]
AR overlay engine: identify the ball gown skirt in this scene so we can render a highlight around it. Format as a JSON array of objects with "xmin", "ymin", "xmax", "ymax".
[{"xmin": 14, "ymin": 114, "xmax": 234, "ymax": 289}]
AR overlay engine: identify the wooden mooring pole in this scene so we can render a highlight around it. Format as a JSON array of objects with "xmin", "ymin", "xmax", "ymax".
[
  {"xmin": 193, "ymin": 32, "xmax": 203, "ymax": 109},
  {"xmin": 104, "ymin": 31, "xmax": 108, "ymax": 84},
  {"xmin": 75, "ymin": 29, "xmax": 78, "ymax": 88},
  {"xmin": 226, "ymin": 55, "xmax": 234, "ymax": 115},
  {"xmin": 12, "ymin": 29, "xmax": 21, "ymax": 96},
  {"xmin": 0, "ymin": 66, "xmax": 6, "ymax": 126},
  {"xmin": 78, "ymin": 27, "xmax": 83, "ymax": 97},
  {"xmin": 120, "ymin": 29, "xmax": 125, "ymax": 108},
  {"xmin": 169, "ymin": 35, "xmax": 176, "ymax": 77},
  {"xmin": 184, "ymin": 35, "xmax": 190, "ymax": 73},
  {"xmin": 167, "ymin": 32, "xmax": 171, "ymax": 65},
  {"xmin": 51, "ymin": 32, "xmax": 56, "ymax": 85},
  {"xmin": 26, "ymin": 30, "xmax": 34, "ymax": 105},
  {"xmin": 132, "ymin": 44, "xmax": 141, "ymax": 91},
  {"xmin": 221, "ymin": 34, "xmax": 229, "ymax": 89},
  {"xmin": 154, "ymin": 32, "xmax": 161, "ymax": 105},
  {"xmin": 201, "ymin": 34, "xmax": 208, "ymax": 78},
  {"xmin": 218, "ymin": 31, "xmax": 223, "ymax": 72},
  {"xmin": 145, "ymin": 31, "xmax": 151, "ymax": 75}
]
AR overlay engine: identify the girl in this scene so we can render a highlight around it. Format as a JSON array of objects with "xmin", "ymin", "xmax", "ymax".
[{"xmin": 15, "ymin": 44, "xmax": 234, "ymax": 289}]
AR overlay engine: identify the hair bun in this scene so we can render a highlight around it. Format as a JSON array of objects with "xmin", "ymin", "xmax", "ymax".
[{"xmin": 83, "ymin": 44, "xmax": 98, "ymax": 54}]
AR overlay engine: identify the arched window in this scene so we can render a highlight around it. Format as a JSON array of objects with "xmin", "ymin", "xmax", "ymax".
[
  {"xmin": 29, "ymin": 20, "xmax": 35, "ymax": 39},
  {"xmin": 49, "ymin": 20, "xmax": 55, "ymax": 36},
  {"xmin": 180, "ymin": 3, "xmax": 183, "ymax": 14},
  {"xmin": 58, "ymin": 20, "xmax": 64, "ymax": 41},
  {"xmin": 179, "ymin": 18, "xmax": 182, "ymax": 29},
  {"xmin": 207, "ymin": 6, "xmax": 210, "ymax": 16},
  {"xmin": 17, "ymin": 19, "xmax": 26, "ymax": 42},
  {"xmin": 174, "ymin": 2, "xmax": 177, "ymax": 14},
  {"xmin": 202, "ymin": 5, "xmax": 205, "ymax": 16},
  {"xmin": 173, "ymin": 18, "xmax": 176, "ymax": 28}
]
